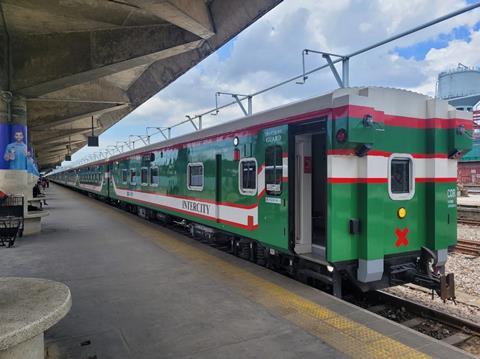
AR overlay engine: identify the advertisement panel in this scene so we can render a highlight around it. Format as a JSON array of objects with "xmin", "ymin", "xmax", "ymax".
[{"xmin": 0, "ymin": 124, "xmax": 28, "ymax": 170}]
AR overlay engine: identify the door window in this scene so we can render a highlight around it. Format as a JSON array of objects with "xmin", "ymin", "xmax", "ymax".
[
  {"xmin": 150, "ymin": 167, "xmax": 159, "ymax": 186},
  {"xmin": 239, "ymin": 158, "xmax": 257, "ymax": 195},
  {"xmin": 130, "ymin": 169, "xmax": 137, "ymax": 185},
  {"xmin": 265, "ymin": 145, "xmax": 283, "ymax": 195},
  {"xmin": 140, "ymin": 167, "xmax": 148, "ymax": 186}
]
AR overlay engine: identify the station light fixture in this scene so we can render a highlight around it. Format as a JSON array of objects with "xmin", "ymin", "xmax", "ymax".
[{"xmin": 88, "ymin": 116, "xmax": 99, "ymax": 147}]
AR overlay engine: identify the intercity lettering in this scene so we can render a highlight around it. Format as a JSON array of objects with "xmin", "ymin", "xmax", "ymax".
[{"xmin": 182, "ymin": 200, "xmax": 210, "ymax": 215}]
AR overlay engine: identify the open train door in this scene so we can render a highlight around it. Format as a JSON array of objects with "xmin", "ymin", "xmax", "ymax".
[{"xmin": 289, "ymin": 118, "xmax": 328, "ymax": 260}]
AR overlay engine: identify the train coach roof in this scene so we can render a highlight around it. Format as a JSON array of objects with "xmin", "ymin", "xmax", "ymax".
[{"xmin": 73, "ymin": 86, "xmax": 471, "ymax": 168}]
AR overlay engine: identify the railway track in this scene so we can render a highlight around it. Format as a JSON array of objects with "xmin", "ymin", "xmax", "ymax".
[
  {"xmin": 456, "ymin": 239, "xmax": 480, "ymax": 256},
  {"xmin": 350, "ymin": 290, "xmax": 480, "ymax": 355},
  {"xmin": 458, "ymin": 218, "xmax": 480, "ymax": 226}
]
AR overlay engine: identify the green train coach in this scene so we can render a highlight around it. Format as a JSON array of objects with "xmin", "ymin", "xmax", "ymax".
[{"xmin": 50, "ymin": 87, "xmax": 473, "ymax": 299}]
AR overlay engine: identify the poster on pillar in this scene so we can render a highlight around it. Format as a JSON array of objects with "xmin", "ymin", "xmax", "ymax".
[{"xmin": 0, "ymin": 124, "xmax": 28, "ymax": 170}]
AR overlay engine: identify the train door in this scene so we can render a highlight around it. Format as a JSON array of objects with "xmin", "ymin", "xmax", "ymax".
[
  {"xmin": 106, "ymin": 162, "xmax": 112, "ymax": 198},
  {"xmin": 215, "ymin": 154, "xmax": 222, "ymax": 222},
  {"xmin": 290, "ymin": 118, "xmax": 327, "ymax": 258},
  {"xmin": 294, "ymin": 135, "xmax": 312, "ymax": 254}
]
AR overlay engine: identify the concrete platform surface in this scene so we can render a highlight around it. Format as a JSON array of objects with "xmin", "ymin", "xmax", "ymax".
[{"xmin": 0, "ymin": 184, "xmax": 474, "ymax": 359}]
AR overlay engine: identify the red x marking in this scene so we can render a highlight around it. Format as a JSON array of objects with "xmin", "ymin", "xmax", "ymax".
[{"xmin": 395, "ymin": 227, "xmax": 409, "ymax": 247}]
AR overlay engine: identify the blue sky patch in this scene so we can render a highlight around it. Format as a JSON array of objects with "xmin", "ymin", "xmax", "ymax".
[
  {"xmin": 474, "ymin": 21, "xmax": 480, "ymax": 31},
  {"xmin": 217, "ymin": 36, "xmax": 237, "ymax": 61},
  {"xmin": 394, "ymin": 24, "xmax": 475, "ymax": 60}
]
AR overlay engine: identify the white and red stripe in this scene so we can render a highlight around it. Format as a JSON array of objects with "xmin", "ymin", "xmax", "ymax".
[
  {"xmin": 327, "ymin": 153, "xmax": 457, "ymax": 183},
  {"xmin": 111, "ymin": 178, "xmax": 260, "ymax": 230},
  {"xmin": 79, "ymin": 180, "xmax": 104, "ymax": 193}
]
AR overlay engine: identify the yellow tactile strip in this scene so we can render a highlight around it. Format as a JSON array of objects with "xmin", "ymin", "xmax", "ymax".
[{"xmin": 105, "ymin": 206, "xmax": 430, "ymax": 359}]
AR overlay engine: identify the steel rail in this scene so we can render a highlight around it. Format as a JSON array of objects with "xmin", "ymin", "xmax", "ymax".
[{"xmin": 376, "ymin": 290, "xmax": 480, "ymax": 336}]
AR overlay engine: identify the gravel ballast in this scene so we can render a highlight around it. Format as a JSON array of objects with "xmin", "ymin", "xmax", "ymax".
[{"xmin": 386, "ymin": 224, "xmax": 480, "ymax": 324}]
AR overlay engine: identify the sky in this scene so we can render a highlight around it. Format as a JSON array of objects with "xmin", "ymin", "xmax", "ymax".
[{"xmin": 63, "ymin": 0, "xmax": 480, "ymax": 167}]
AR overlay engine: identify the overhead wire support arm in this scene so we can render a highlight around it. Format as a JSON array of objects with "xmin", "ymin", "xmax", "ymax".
[
  {"xmin": 185, "ymin": 115, "xmax": 200, "ymax": 131},
  {"xmin": 107, "ymin": 145, "xmax": 122, "ymax": 155},
  {"xmin": 122, "ymin": 141, "xmax": 133, "ymax": 151},
  {"xmin": 297, "ymin": 49, "xmax": 349, "ymax": 88},
  {"xmin": 128, "ymin": 135, "xmax": 149, "ymax": 148},
  {"xmin": 216, "ymin": 92, "xmax": 253, "ymax": 116},
  {"xmin": 146, "ymin": 126, "xmax": 172, "ymax": 140}
]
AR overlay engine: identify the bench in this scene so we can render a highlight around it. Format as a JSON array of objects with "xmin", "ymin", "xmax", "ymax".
[
  {"xmin": 0, "ymin": 277, "xmax": 71, "ymax": 359},
  {"xmin": 24, "ymin": 211, "xmax": 49, "ymax": 236},
  {"xmin": 0, "ymin": 196, "xmax": 24, "ymax": 243}
]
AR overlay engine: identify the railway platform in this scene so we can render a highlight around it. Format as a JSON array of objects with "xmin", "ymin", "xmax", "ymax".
[{"xmin": 0, "ymin": 184, "xmax": 474, "ymax": 359}]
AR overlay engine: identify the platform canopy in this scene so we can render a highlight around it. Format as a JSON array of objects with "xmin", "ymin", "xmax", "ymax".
[{"xmin": 0, "ymin": 0, "xmax": 281, "ymax": 170}]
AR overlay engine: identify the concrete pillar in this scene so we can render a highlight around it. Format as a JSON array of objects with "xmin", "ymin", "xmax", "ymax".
[
  {"xmin": 0, "ymin": 93, "xmax": 29, "ymax": 196},
  {"xmin": 0, "ymin": 93, "xmax": 46, "ymax": 236}
]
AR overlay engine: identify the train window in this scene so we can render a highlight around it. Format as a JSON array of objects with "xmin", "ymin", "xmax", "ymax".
[
  {"xmin": 140, "ymin": 167, "xmax": 148, "ymax": 186},
  {"xmin": 187, "ymin": 163, "xmax": 204, "ymax": 191},
  {"xmin": 150, "ymin": 167, "xmax": 159, "ymax": 187},
  {"xmin": 121, "ymin": 169, "xmax": 128, "ymax": 184},
  {"xmin": 130, "ymin": 169, "xmax": 137, "ymax": 185},
  {"xmin": 265, "ymin": 145, "xmax": 283, "ymax": 195},
  {"xmin": 239, "ymin": 158, "xmax": 257, "ymax": 196},
  {"xmin": 388, "ymin": 155, "xmax": 415, "ymax": 200}
]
